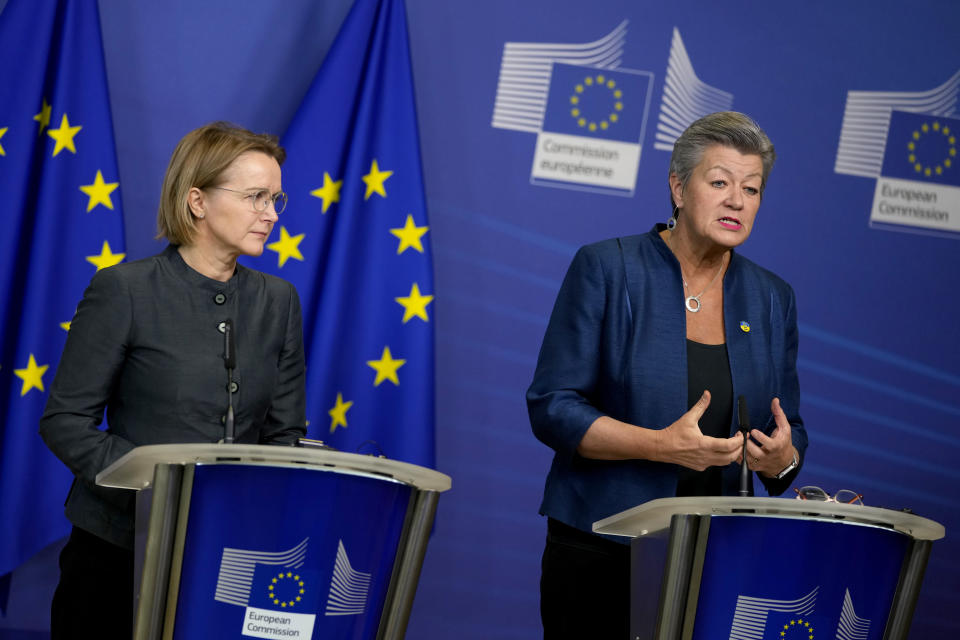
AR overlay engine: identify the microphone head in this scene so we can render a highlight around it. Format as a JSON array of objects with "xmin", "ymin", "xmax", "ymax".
[
  {"xmin": 223, "ymin": 318, "xmax": 236, "ymax": 369},
  {"xmin": 737, "ymin": 395, "xmax": 750, "ymax": 432}
]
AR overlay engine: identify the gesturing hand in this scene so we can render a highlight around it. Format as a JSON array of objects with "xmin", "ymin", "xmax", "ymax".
[
  {"xmin": 656, "ymin": 391, "xmax": 742, "ymax": 471},
  {"xmin": 744, "ymin": 397, "xmax": 796, "ymax": 477}
]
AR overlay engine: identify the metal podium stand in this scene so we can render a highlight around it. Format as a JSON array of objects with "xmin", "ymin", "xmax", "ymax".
[
  {"xmin": 97, "ymin": 444, "xmax": 451, "ymax": 640},
  {"xmin": 594, "ymin": 497, "xmax": 944, "ymax": 640}
]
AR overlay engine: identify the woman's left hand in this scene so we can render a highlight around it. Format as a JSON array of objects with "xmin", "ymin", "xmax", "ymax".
[{"xmin": 744, "ymin": 397, "xmax": 796, "ymax": 478}]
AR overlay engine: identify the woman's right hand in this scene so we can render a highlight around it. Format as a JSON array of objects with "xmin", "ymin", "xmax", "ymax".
[{"xmin": 655, "ymin": 391, "xmax": 742, "ymax": 470}]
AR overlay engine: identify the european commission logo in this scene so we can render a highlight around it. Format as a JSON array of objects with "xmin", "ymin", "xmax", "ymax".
[
  {"xmin": 491, "ymin": 23, "xmax": 733, "ymax": 197},
  {"xmin": 212, "ymin": 537, "xmax": 373, "ymax": 639},
  {"xmin": 531, "ymin": 63, "xmax": 652, "ymax": 194},
  {"xmin": 728, "ymin": 587, "xmax": 871, "ymax": 640},
  {"xmin": 835, "ymin": 69, "xmax": 960, "ymax": 236}
]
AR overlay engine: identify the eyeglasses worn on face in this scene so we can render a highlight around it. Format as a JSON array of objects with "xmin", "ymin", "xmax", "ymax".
[
  {"xmin": 794, "ymin": 486, "xmax": 864, "ymax": 505},
  {"xmin": 210, "ymin": 186, "xmax": 287, "ymax": 214}
]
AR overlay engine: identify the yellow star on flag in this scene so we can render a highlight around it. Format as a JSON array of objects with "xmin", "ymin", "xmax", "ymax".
[
  {"xmin": 0, "ymin": 127, "xmax": 7, "ymax": 156},
  {"xmin": 60, "ymin": 321, "xmax": 72, "ymax": 331},
  {"xmin": 86, "ymin": 240, "xmax": 125, "ymax": 271},
  {"xmin": 366, "ymin": 346, "xmax": 406, "ymax": 386},
  {"xmin": 79, "ymin": 170, "xmax": 120, "ymax": 212},
  {"xmin": 34, "ymin": 99, "xmax": 52, "ymax": 135},
  {"xmin": 47, "ymin": 114, "xmax": 82, "ymax": 156},
  {"xmin": 361, "ymin": 159, "xmax": 393, "ymax": 200},
  {"xmin": 395, "ymin": 282, "xmax": 434, "ymax": 323},
  {"xmin": 310, "ymin": 172, "xmax": 342, "ymax": 213},
  {"xmin": 14, "ymin": 354, "xmax": 49, "ymax": 396},
  {"xmin": 328, "ymin": 392, "xmax": 353, "ymax": 433},
  {"xmin": 389, "ymin": 214, "xmax": 429, "ymax": 254},
  {"xmin": 266, "ymin": 226, "xmax": 305, "ymax": 267}
]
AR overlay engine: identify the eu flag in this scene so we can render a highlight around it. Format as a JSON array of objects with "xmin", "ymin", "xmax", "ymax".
[
  {"xmin": 541, "ymin": 63, "xmax": 650, "ymax": 143},
  {"xmin": 245, "ymin": 0, "xmax": 435, "ymax": 466},
  {"xmin": 0, "ymin": 0, "xmax": 126, "ymax": 577},
  {"xmin": 881, "ymin": 110, "xmax": 960, "ymax": 187}
]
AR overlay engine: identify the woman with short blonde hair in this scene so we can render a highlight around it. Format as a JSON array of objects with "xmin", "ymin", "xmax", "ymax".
[{"xmin": 41, "ymin": 122, "xmax": 305, "ymax": 640}]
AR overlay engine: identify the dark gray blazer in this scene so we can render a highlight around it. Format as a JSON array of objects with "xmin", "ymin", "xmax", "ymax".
[{"xmin": 40, "ymin": 245, "xmax": 306, "ymax": 548}]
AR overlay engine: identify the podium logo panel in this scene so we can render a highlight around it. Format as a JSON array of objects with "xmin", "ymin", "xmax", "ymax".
[
  {"xmin": 688, "ymin": 517, "xmax": 905, "ymax": 640},
  {"xmin": 727, "ymin": 587, "xmax": 871, "ymax": 640},
  {"xmin": 210, "ymin": 537, "xmax": 377, "ymax": 637},
  {"xmin": 171, "ymin": 464, "xmax": 412, "ymax": 640}
]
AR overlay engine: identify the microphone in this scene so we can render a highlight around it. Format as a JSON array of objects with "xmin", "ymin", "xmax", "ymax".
[
  {"xmin": 223, "ymin": 318, "xmax": 236, "ymax": 369},
  {"xmin": 737, "ymin": 395, "xmax": 750, "ymax": 497},
  {"xmin": 223, "ymin": 318, "xmax": 236, "ymax": 444}
]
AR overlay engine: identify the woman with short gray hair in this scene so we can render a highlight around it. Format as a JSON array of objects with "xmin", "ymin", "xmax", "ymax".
[
  {"xmin": 528, "ymin": 111, "xmax": 808, "ymax": 638},
  {"xmin": 668, "ymin": 110, "xmax": 776, "ymax": 214}
]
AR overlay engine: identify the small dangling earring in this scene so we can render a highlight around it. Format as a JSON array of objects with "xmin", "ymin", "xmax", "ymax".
[{"xmin": 667, "ymin": 205, "xmax": 678, "ymax": 230}]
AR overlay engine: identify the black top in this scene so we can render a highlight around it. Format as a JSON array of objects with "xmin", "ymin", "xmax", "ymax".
[
  {"xmin": 40, "ymin": 245, "xmax": 307, "ymax": 548},
  {"xmin": 676, "ymin": 339, "xmax": 733, "ymax": 497}
]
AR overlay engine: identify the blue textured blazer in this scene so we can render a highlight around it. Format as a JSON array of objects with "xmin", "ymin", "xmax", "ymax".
[{"xmin": 527, "ymin": 226, "xmax": 807, "ymax": 536}]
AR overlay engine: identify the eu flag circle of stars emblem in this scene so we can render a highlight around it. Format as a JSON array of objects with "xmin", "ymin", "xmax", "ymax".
[
  {"xmin": 906, "ymin": 120, "xmax": 956, "ymax": 179},
  {"xmin": 569, "ymin": 73, "xmax": 625, "ymax": 133},
  {"xmin": 779, "ymin": 617, "xmax": 814, "ymax": 639},
  {"xmin": 268, "ymin": 571, "xmax": 306, "ymax": 609}
]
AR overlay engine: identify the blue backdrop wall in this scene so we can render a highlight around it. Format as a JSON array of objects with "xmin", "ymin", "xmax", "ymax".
[{"xmin": 1, "ymin": 1, "xmax": 958, "ymax": 638}]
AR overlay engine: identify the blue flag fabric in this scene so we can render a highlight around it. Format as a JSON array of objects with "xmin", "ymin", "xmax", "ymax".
[
  {"xmin": 245, "ymin": 0, "xmax": 435, "ymax": 466},
  {"xmin": 0, "ymin": 0, "xmax": 127, "ymax": 575}
]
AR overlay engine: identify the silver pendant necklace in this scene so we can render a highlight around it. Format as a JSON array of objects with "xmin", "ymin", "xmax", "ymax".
[
  {"xmin": 680, "ymin": 264, "xmax": 723, "ymax": 313},
  {"xmin": 666, "ymin": 229, "xmax": 725, "ymax": 313}
]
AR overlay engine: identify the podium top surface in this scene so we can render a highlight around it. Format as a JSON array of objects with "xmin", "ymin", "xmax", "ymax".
[
  {"xmin": 96, "ymin": 443, "xmax": 451, "ymax": 492},
  {"xmin": 593, "ymin": 496, "xmax": 945, "ymax": 541}
]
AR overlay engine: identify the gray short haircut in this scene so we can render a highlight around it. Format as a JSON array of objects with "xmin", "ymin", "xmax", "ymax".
[{"xmin": 668, "ymin": 111, "xmax": 776, "ymax": 209}]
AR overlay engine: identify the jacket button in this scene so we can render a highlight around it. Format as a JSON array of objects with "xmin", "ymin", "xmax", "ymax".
[
  {"xmin": 228, "ymin": 381, "xmax": 239, "ymax": 393},
  {"xmin": 214, "ymin": 293, "xmax": 226, "ymax": 305},
  {"xmin": 217, "ymin": 321, "xmax": 226, "ymax": 333}
]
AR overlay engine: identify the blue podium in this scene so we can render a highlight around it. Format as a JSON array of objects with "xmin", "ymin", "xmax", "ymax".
[
  {"xmin": 97, "ymin": 444, "xmax": 451, "ymax": 640},
  {"xmin": 594, "ymin": 497, "xmax": 944, "ymax": 640}
]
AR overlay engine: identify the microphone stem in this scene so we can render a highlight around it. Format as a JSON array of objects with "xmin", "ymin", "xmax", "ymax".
[
  {"xmin": 736, "ymin": 395, "xmax": 750, "ymax": 497},
  {"xmin": 223, "ymin": 318, "xmax": 236, "ymax": 444},
  {"xmin": 738, "ymin": 432, "xmax": 749, "ymax": 496},
  {"xmin": 225, "ymin": 368, "xmax": 235, "ymax": 444}
]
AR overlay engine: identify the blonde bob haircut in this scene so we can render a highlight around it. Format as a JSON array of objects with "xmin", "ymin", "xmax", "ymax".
[{"xmin": 157, "ymin": 122, "xmax": 286, "ymax": 246}]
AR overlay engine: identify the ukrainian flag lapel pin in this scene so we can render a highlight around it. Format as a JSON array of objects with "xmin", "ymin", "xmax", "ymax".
[{"xmin": 740, "ymin": 321, "xmax": 751, "ymax": 333}]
